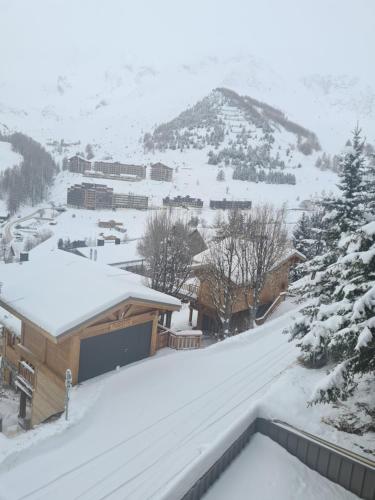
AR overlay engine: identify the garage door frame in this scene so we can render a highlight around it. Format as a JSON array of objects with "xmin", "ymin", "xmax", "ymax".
[{"xmin": 78, "ymin": 320, "xmax": 153, "ymax": 382}]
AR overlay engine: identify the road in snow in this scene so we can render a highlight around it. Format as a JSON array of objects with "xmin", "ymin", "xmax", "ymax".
[
  {"xmin": 0, "ymin": 307, "xmax": 325, "ymax": 500},
  {"xmin": 3, "ymin": 209, "xmax": 44, "ymax": 243}
]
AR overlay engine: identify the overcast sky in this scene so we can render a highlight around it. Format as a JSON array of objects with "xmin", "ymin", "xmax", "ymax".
[{"xmin": 0, "ymin": 0, "xmax": 374, "ymax": 80}]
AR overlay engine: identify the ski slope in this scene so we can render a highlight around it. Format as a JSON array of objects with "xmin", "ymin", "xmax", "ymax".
[{"xmin": 0, "ymin": 308, "xmax": 299, "ymax": 500}]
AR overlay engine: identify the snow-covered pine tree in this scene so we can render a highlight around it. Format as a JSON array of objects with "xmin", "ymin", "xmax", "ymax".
[
  {"xmin": 309, "ymin": 221, "xmax": 375, "ymax": 403},
  {"xmin": 291, "ymin": 210, "xmax": 326, "ymax": 281},
  {"xmin": 216, "ymin": 169, "xmax": 225, "ymax": 181},
  {"xmin": 362, "ymin": 145, "xmax": 375, "ymax": 219},
  {"xmin": 288, "ymin": 128, "xmax": 373, "ymax": 403},
  {"xmin": 323, "ymin": 126, "xmax": 366, "ymax": 248},
  {"xmin": 292, "ymin": 210, "xmax": 325, "ymax": 260}
]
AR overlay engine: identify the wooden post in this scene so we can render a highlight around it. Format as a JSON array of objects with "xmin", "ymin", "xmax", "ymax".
[
  {"xmin": 166, "ymin": 311, "xmax": 172, "ymax": 328},
  {"xmin": 150, "ymin": 312, "xmax": 159, "ymax": 355},
  {"xmin": 19, "ymin": 391, "xmax": 26, "ymax": 418},
  {"xmin": 188, "ymin": 305, "xmax": 193, "ymax": 326},
  {"xmin": 160, "ymin": 312, "xmax": 165, "ymax": 326}
]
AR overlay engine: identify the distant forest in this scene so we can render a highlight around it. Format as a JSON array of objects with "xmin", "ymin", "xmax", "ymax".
[{"xmin": 0, "ymin": 132, "xmax": 58, "ymax": 213}]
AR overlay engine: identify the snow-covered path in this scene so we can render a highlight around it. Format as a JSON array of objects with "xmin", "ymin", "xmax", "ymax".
[{"xmin": 0, "ymin": 309, "xmax": 299, "ymax": 500}]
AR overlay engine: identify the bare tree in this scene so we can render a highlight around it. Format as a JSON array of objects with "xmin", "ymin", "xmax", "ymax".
[
  {"xmin": 138, "ymin": 211, "xmax": 195, "ymax": 299},
  {"xmin": 199, "ymin": 206, "xmax": 288, "ymax": 335},
  {"xmin": 200, "ymin": 210, "xmax": 243, "ymax": 337},
  {"xmin": 0, "ymin": 237, "xmax": 8, "ymax": 262},
  {"xmin": 237, "ymin": 204, "xmax": 288, "ymax": 329}
]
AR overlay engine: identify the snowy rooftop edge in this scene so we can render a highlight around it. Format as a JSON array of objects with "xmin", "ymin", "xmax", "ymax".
[{"xmin": 0, "ymin": 250, "xmax": 180, "ymax": 338}]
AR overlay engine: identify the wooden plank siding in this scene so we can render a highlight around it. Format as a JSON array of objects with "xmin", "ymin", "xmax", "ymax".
[
  {"xmin": 2, "ymin": 298, "xmax": 178, "ymax": 427},
  {"xmin": 31, "ymin": 364, "xmax": 66, "ymax": 427},
  {"xmin": 2, "ymin": 331, "xmax": 19, "ymax": 368},
  {"xmin": 196, "ymin": 261, "xmax": 289, "ymax": 314},
  {"xmin": 23, "ymin": 324, "xmax": 47, "ymax": 362}
]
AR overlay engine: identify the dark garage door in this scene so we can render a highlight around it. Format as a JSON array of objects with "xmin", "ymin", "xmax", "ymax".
[{"xmin": 78, "ymin": 321, "xmax": 153, "ymax": 382}]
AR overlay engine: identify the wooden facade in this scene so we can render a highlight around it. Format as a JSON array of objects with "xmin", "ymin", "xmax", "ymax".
[
  {"xmin": 1, "ymin": 298, "xmax": 179, "ymax": 429},
  {"xmin": 193, "ymin": 254, "xmax": 303, "ymax": 333}
]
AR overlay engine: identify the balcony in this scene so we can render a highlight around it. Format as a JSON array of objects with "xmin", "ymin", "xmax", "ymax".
[{"xmin": 15, "ymin": 361, "xmax": 35, "ymax": 398}]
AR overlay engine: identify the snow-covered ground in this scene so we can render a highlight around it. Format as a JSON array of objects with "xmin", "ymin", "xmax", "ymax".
[
  {"xmin": 203, "ymin": 434, "xmax": 356, "ymax": 500},
  {"xmin": 2, "ymin": 151, "xmax": 338, "ymax": 256},
  {"xmin": 0, "ymin": 141, "xmax": 22, "ymax": 173},
  {"xmin": 0, "ymin": 388, "xmax": 19, "ymax": 437},
  {"xmin": 0, "ymin": 300, "xmax": 371, "ymax": 500}
]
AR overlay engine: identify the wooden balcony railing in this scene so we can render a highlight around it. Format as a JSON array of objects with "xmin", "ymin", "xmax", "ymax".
[
  {"xmin": 255, "ymin": 292, "xmax": 287, "ymax": 326},
  {"xmin": 17, "ymin": 361, "xmax": 35, "ymax": 390},
  {"xmin": 157, "ymin": 324, "xmax": 202, "ymax": 350},
  {"xmin": 179, "ymin": 283, "xmax": 199, "ymax": 298}
]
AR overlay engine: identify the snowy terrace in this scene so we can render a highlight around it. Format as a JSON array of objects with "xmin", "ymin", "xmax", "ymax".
[{"xmin": 75, "ymin": 239, "xmax": 144, "ymax": 269}]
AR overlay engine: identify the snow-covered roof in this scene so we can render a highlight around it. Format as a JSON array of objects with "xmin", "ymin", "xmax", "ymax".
[
  {"xmin": 0, "ymin": 306, "xmax": 21, "ymax": 337},
  {"xmin": 270, "ymin": 249, "xmax": 306, "ymax": 271},
  {"xmin": 76, "ymin": 240, "xmax": 142, "ymax": 266},
  {"xmin": 194, "ymin": 241, "xmax": 304, "ymax": 267},
  {"xmin": 69, "ymin": 154, "xmax": 90, "ymax": 162},
  {"xmin": 0, "ymin": 250, "xmax": 180, "ymax": 339},
  {"xmin": 193, "ymin": 240, "xmax": 305, "ymax": 284},
  {"xmin": 173, "ymin": 329, "xmax": 202, "ymax": 337}
]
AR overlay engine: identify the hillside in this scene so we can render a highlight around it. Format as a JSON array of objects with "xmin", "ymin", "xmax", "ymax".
[
  {"xmin": 143, "ymin": 88, "xmax": 322, "ymax": 186},
  {"xmin": 0, "ymin": 54, "xmax": 373, "ymax": 165},
  {"xmin": 144, "ymin": 88, "xmax": 320, "ymax": 155},
  {"xmin": 0, "ymin": 133, "xmax": 58, "ymax": 213}
]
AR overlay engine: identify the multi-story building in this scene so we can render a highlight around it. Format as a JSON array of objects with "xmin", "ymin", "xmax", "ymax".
[
  {"xmin": 67, "ymin": 183, "xmax": 149, "ymax": 211},
  {"xmin": 113, "ymin": 193, "xmax": 149, "ymax": 210},
  {"xmin": 209, "ymin": 199, "xmax": 252, "ymax": 210},
  {"xmin": 163, "ymin": 195, "xmax": 203, "ymax": 208},
  {"xmin": 68, "ymin": 155, "xmax": 92, "ymax": 174},
  {"xmin": 67, "ymin": 183, "xmax": 114, "ymax": 210},
  {"xmin": 150, "ymin": 163, "xmax": 173, "ymax": 182},
  {"xmin": 93, "ymin": 161, "xmax": 146, "ymax": 179}
]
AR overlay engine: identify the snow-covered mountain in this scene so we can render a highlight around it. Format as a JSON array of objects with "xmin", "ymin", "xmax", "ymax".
[
  {"xmin": 0, "ymin": 54, "xmax": 373, "ymax": 165},
  {"xmin": 144, "ymin": 88, "xmax": 320, "ymax": 175}
]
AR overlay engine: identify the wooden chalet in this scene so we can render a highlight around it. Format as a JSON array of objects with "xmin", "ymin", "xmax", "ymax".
[
  {"xmin": 191, "ymin": 245, "xmax": 305, "ymax": 333},
  {"xmin": 0, "ymin": 250, "xmax": 180, "ymax": 429}
]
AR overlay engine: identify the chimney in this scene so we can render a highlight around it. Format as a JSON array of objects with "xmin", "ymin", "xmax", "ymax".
[{"xmin": 20, "ymin": 252, "xmax": 29, "ymax": 262}]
